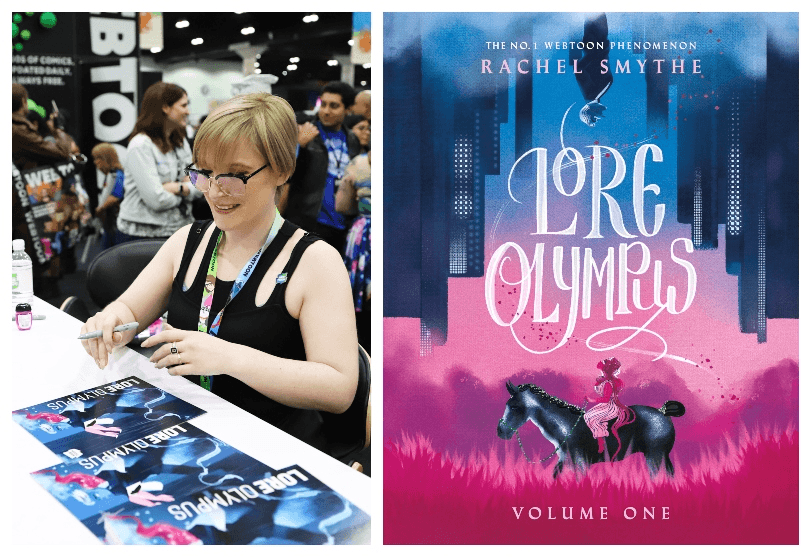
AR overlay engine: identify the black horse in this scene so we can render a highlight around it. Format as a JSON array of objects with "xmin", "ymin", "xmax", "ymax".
[{"xmin": 497, "ymin": 381, "xmax": 685, "ymax": 478}]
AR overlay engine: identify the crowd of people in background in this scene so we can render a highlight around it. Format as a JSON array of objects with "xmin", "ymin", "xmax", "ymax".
[{"xmin": 11, "ymin": 78, "xmax": 372, "ymax": 354}]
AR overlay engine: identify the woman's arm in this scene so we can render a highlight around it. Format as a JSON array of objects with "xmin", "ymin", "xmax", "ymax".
[
  {"xmin": 79, "ymin": 225, "xmax": 190, "ymax": 368},
  {"xmin": 125, "ymin": 136, "xmax": 185, "ymax": 212},
  {"xmin": 239, "ymin": 241, "xmax": 358, "ymax": 412},
  {"xmin": 335, "ymin": 171, "xmax": 358, "ymax": 215},
  {"xmin": 588, "ymin": 379, "xmax": 613, "ymax": 403},
  {"xmin": 143, "ymin": 240, "xmax": 359, "ymax": 413},
  {"xmin": 95, "ymin": 194, "xmax": 120, "ymax": 214},
  {"xmin": 178, "ymin": 138, "xmax": 202, "ymax": 200}
]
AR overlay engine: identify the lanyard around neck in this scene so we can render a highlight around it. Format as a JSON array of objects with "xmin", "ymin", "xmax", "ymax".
[
  {"xmin": 197, "ymin": 208, "xmax": 283, "ymax": 390},
  {"xmin": 316, "ymin": 122, "xmax": 349, "ymax": 176}
]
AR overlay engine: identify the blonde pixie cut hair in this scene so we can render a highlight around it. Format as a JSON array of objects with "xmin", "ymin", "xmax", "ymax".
[{"xmin": 193, "ymin": 93, "xmax": 298, "ymax": 182}]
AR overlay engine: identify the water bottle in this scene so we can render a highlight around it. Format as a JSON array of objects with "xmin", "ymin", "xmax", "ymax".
[{"xmin": 12, "ymin": 239, "xmax": 34, "ymax": 311}]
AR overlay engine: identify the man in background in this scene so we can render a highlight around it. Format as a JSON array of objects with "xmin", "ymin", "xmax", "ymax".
[
  {"xmin": 280, "ymin": 81, "xmax": 360, "ymax": 254},
  {"xmin": 12, "ymin": 83, "xmax": 73, "ymax": 169},
  {"xmin": 349, "ymin": 90, "xmax": 371, "ymax": 121}
]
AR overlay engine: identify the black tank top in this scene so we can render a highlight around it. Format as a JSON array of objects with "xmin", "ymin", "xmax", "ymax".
[{"xmin": 167, "ymin": 219, "xmax": 327, "ymax": 452}]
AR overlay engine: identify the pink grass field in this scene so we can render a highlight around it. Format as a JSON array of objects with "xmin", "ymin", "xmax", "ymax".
[{"xmin": 384, "ymin": 424, "xmax": 798, "ymax": 544}]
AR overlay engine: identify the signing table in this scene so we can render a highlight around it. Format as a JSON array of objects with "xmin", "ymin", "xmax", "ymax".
[{"xmin": 10, "ymin": 297, "xmax": 371, "ymax": 544}]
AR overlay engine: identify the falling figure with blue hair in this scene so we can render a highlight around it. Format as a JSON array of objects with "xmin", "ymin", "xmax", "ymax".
[{"xmin": 575, "ymin": 13, "xmax": 613, "ymax": 127}]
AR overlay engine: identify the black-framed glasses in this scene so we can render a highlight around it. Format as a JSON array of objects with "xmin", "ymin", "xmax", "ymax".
[{"xmin": 184, "ymin": 164, "xmax": 268, "ymax": 197}]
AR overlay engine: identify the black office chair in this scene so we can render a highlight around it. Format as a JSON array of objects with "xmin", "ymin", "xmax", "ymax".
[
  {"xmin": 322, "ymin": 344, "xmax": 371, "ymax": 471},
  {"xmin": 85, "ymin": 239, "xmax": 166, "ymax": 309},
  {"xmin": 59, "ymin": 295, "xmax": 92, "ymax": 322}
]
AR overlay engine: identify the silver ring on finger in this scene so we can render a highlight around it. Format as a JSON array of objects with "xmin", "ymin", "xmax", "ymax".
[
  {"xmin": 177, "ymin": 353, "xmax": 182, "ymax": 365},
  {"xmin": 170, "ymin": 342, "xmax": 178, "ymax": 354}
]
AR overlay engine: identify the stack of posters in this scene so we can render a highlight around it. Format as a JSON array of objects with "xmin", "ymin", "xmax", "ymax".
[{"xmin": 13, "ymin": 377, "xmax": 370, "ymax": 544}]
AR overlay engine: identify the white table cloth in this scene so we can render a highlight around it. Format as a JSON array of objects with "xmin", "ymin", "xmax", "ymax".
[{"xmin": 10, "ymin": 297, "xmax": 370, "ymax": 544}]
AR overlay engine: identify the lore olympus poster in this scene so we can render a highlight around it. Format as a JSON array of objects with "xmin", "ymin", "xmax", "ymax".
[{"xmin": 383, "ymin": 12, "xmax": 799, "ymax": 544}]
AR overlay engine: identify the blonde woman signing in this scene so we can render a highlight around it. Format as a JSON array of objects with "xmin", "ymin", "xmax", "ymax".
[{"xmin": 80, "ymin": 93, "xmax": 359, "ymax": 454}]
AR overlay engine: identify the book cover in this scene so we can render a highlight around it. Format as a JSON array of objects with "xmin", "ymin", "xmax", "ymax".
[
  {"xmin": 30, "ymin": 422, "xmax": 370, "ymax": 545},
  {"xmin": 12, "ymin": 376, "xmax": 206, "ymax": 463},
  {"xmin": 383, "ymin": 12, "xmax": 798, "ymax": 544}
]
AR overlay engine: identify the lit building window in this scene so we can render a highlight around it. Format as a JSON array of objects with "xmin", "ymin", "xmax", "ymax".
[
  {"xmin": 727, "ymin": 96, "xmax": 741, "ymax": 236},
  {"xmin": 757, "ymin": 208, "xmax": 767, "ymax": 341},
  {"xmin": 693, "ymin": 167, "xmax": 703, "ymax": 248},
  {"xmin": 450, "ymin": 134, "xmax": 474, "ymax": 275},
  {"xmin": 420, "ymin": 322, "xmax": 432, "ymax": 356}
]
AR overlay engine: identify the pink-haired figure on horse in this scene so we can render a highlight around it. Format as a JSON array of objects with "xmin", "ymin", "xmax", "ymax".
[{"xmin": 584, "ymin": 357, "xmax": 635, "ymax": 459}]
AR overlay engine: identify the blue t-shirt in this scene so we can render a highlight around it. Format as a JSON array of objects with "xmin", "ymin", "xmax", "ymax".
[{"xmin": 315, "ymin": 127, "xmax": 351, "ymax": 229}]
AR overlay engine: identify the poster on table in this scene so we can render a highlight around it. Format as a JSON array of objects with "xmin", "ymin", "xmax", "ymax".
[
  {"xmin": 30, "ymin": 422, "xmax": 370, "ymax": 545},
  {"xmin": 382, "ymin": 12, "xmax": 798, "ymax": 544},
  {"xmin": 12, "ymin": 376, "xmax": 206, "ymax": 463}
]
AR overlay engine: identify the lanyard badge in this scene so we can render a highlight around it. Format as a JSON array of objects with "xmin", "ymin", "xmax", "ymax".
[{"xmin": 197, "ymin": 209, "xmax": 283, "ymax": 390}]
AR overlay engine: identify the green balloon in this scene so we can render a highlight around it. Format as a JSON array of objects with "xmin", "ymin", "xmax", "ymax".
[
  {"xmin": 13, "ymin": 14, "xmax": 22, "ymax": 24},
  {"xmin": 12, "ymin": 23, "xmax": 19, "ymax": 37},
  {"xmin": 21, "ymin": 29, "xmax": 30, "ymax": 40},
  {"xmin": 40, "ymin": 12, "xmax": 56, "ymax": 28},
  {"xmin": 14, "ymin": 42, "xmax": 23, "ymax": 51}
]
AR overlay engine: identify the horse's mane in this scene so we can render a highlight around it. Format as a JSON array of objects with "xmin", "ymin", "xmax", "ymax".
[{"xmin": 517, "ymin": 383, "xmax": 584, "ymax": 415}]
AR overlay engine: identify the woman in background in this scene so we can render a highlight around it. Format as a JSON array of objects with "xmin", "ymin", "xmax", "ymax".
[
  {"xmin": 344, "ymin": 114, "xmax": 370, "ymax": 155},
  {"xmin": 92, "ymin": 143, "xmax": 126, "ymax": 248},
  {"xmin": 117, "ymin": 82, "xmax": 201, "ymax": 241}
]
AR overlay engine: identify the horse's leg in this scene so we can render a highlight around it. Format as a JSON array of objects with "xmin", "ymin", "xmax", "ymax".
[
  {"xmin": 573, "ymin": 452, "xmax": 589, "ymax": 480},
  {"xmin": 664, "ymin": 453, "xmax": 675, "ymax": 476},
  {"xmin": 552, "ymin": 460, "xmax": 564, "ymax": 479},
  {"xmin": 645, "ymin": 453, "xmax": 664, "ymax": 477}
]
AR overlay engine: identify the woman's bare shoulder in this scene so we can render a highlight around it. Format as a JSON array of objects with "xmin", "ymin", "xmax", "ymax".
[
  {"xmin": 285, "ymin": 236, "xmax": 348, "ymax": 301},
  {"xmin": 160, "ymin": 223, "xmax": 197, "ymax": 270},
  {"xmin": 299, "ymin": 237, "xmax": 345, "ymax": 276}
]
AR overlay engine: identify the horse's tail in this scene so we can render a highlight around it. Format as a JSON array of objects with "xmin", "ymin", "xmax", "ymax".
[
  {"xmin": 659, "ymin": 401, "xmax": 685, "ymax": 417},
  {"xmin": 611, "ymin": 404, "xmax": 634, "ymax": 460}
]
